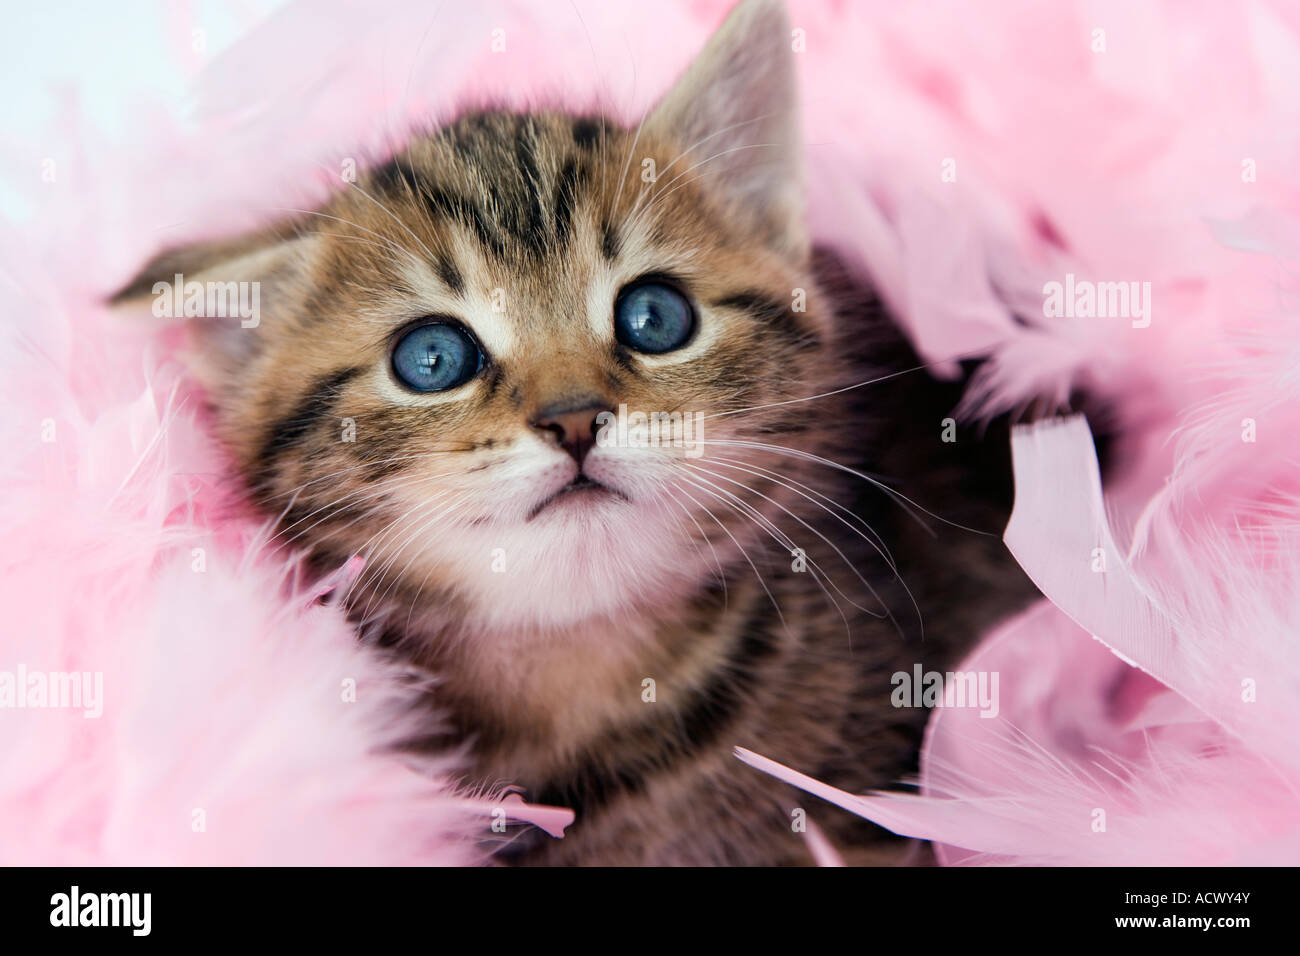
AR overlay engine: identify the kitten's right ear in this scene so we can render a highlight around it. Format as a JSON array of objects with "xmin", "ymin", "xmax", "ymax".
[
  {"xmin": 645, "ymin": 0, "xmax": 805, "ymax": 259},
  {"xmin": 109, "ymin": 222, "xmax": 316, "ymax": 378}
]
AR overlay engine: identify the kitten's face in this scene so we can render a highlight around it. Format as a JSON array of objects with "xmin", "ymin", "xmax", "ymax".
[{"xmin": 120, "ymin": 0, "xmax": 830, "ymax": 631}]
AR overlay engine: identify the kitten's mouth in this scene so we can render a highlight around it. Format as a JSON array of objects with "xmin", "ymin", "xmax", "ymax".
[{"xmin": 526, "ymin": 474, "xmax": 627, "ymax": 520}]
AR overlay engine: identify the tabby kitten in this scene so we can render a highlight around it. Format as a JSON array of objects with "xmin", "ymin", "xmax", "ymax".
[{"xmin": 114, "ymin": 0, "xmax": 1038, "ymax": 865}]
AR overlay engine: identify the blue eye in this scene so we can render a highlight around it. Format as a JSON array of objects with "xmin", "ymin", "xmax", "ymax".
[
  {"xmin": 614, "ymin": 281, "xmax": 695, "ymax": 354},
  {"xmin": 391, "ymin": 322, "xmax": 482, "ymax": 392}
]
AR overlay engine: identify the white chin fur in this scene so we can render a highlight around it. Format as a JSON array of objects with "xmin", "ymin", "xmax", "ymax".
[
  {"xmin": 375, "ymin": 447, "xmax": 715, "ymax": 632},
  {"xmin": 432, "ymin": 495, "xmax": 705, "ymax": 631}
]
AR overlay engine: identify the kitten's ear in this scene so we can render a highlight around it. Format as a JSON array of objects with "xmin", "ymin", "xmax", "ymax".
[
  {"xmin": 646, "ymin": 0, "xmax": 805, "ymax": 258},
  {"xmin": 109, "ymin": 222, "xmax": 315, "ymax": 382}
]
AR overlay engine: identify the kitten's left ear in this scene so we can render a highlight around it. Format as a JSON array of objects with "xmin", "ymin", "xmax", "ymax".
[
  {"xmin": 646, "ymin": 0, "xmax": 805, "ymax": 259},
  {"xmin": 107, "ymin": 220, "xmax": 316, "ymax": 390}
]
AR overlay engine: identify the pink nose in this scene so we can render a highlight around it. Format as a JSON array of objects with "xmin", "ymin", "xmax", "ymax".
[{"xmin": 530, "ymin": 401, "xmax": 611, "ymax": 464}]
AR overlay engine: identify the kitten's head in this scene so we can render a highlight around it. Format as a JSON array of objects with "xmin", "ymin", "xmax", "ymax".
[{"xmin": 116, "ymin": 0, "xmax": 845, "ymax": 632}]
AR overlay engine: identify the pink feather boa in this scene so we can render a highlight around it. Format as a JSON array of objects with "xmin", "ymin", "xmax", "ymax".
[{"xmin": 3, "ymin": 0, "xmax": 1298, "ymax": 864}]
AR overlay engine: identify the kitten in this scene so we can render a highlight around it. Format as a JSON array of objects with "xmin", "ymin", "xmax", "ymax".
[{"xmin": 113, "ymin": 0, "xmax": 1039, "ymax": 865}]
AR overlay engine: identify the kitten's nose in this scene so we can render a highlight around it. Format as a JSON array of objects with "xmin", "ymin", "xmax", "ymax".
[{"xmin": 530, "ymin": 399, "xmax": 611, "ymax": 464}]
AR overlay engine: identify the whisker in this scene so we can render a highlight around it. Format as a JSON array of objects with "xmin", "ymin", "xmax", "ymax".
[
  {"xmin": 302, "ymin": 232, "xmax": 408, "ymax": 260},
  {"xmin": 659, "ymin": 481, "xmax": 729, "ymax": 606},
  {"xmin": 613, "ymin": 100, "xmax": 653, "ymax": 218},
  {"xmin": 354, "ymin": 484, "xmax": 469, "ymax": 584},
  {"xmin": 270, "ymin": 206, "xmax": 423, "ymax": 268},
  {"xmin": 708, "ymin": 454, "xmax": 895, "ymax": 567},
  {"xmin": 395, "ymin": 2, "xmax": 448, "ymax": 135},
  {"xmin": 334, "ymin": 173, "xmax": 449, "ymax": 275},
  {"xmin": 676, "ymin": 471, "xmax": 852, "ymax": 639},
  {"xmin": 699, "ymin": 456, "xmax": 924, "ymax": 636},
  {"xmin": 368, "ymin": 489, "xmax": 477, "ymax": 627},
  {"xmin": 702, "ymin": 362, "xmax": 939, "ymax": 421},
  {"xmin": 349, "ymin": 487, "xmax": 473, "ymax": 624},
  {"xmin": 564, "ymin": 0, "xmax": 612, "ymax": 210},
  {"xmin": 372, "ymin": 488, "xmax": 488, "ymax": 630},
  {"xmin": 274, "ymin": 483, "xmax": 458, "ymax": 578},
  {"xmin": 671, "ymin": 478, "xmax": 787, "ymax": 633},
  {"xmin": 619, "ymin": 112, "xmax": 775, "ymax": 229},
  {"xmin": 271, "ymin": 465, "xmax": 476, "ymax": 546},
  {"xmin": 681, "ymin": 463, "xmax": 884, "ymax": 622},
  {"xmin": 697, "ymin": 439, "xmax": 995, "ymax": 538},
  {"xmin": 622, "ymin": 141, "xmax": 780, "ymax": 238},
  {"xmin": 264, "ymin": 451, "xmax": 472, "ymax": 501}
]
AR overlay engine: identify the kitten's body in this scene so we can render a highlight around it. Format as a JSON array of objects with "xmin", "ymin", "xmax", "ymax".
[{"xmin": 114, "ymin": 0, "xmax": 1039, "ymax": 865}]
